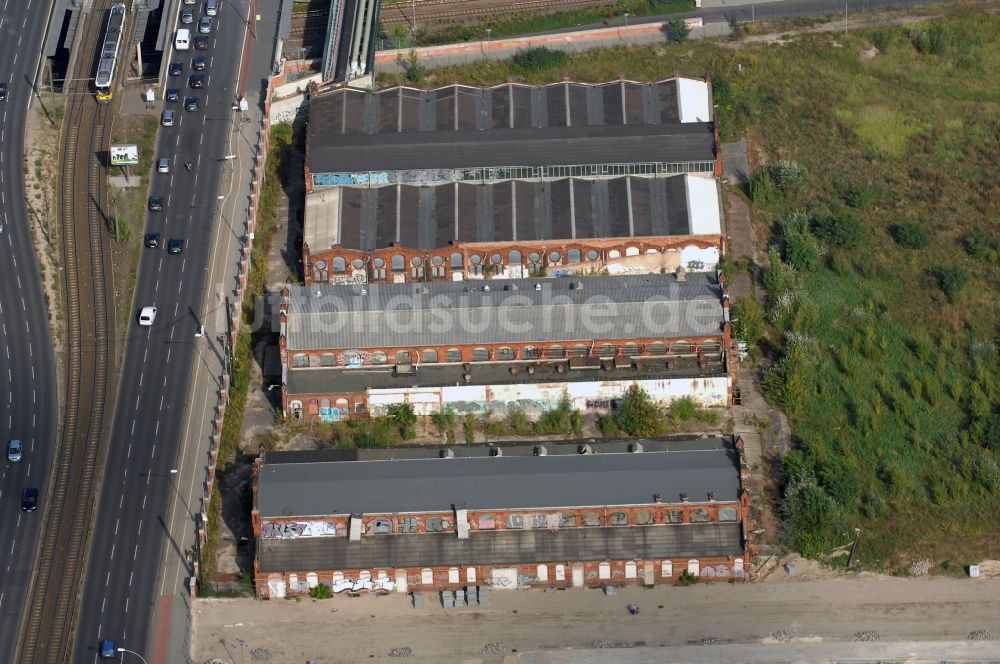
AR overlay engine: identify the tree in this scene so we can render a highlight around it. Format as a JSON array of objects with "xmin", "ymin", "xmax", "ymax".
[
  {"xmin": 511, "ymin": 46, "xmax": 568, "ymax": 71},
  {"xmin": 666, "ymin": 17, "xmax": 689, "ymax": 43},
  {"xmin": 615, "ymin": 385, "xmax": 663, "ymax": 437},
  {"xmin": 768, "ymin": 160, "xmax": 806, "ymax": 193}
]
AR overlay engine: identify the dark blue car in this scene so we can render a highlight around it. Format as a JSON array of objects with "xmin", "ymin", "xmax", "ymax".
[{"xmin": 99, "ymin": 639, "xmax": 116, "ymax": 658}]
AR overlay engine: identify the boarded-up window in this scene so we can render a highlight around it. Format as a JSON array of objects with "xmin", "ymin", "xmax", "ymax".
[
  {"xmin": 599, "ymin": 344, "xmax": 616, "ymax": 358},
  {"xmin": 497, "ymin": 347, "xmax": 515, "ymax": 360},
  {"xmin": 448, "ymin": 567, "xmax": 460, "ymax": 584},
  {"xmin": 320, "ymin": 353, "xmax": 336, "ymax": 366},
  {"xmin": 506, "ymin": 514, "xmax": 524, "ymax": 529},
  {"xmin": 292, "ymin": 353, "xmax": 308, "ymax": 367},
  {"xmin": 623, "ymin": 343, "xmax": 639, "ymax": 357},
  {"xmin": 608, "ymin": 511, "xmax": 627, "ymax": 526},
  {"xmin": 547, "ymin": 345, "xmax": 566, "ymax": 359},
  {"xmin": 421, "ymin": 349, "xmax": 439, "ymax": 363},
  {"xmin": 399, "ymin": 517, "xmax": 419, "ymax": 533},
  {"xmin": 691, "ymin": 508, "xmax": 709, "ymax": 523},
  {"xmin": 472, "ymin": 347, "xmax": 490, "ymax": 361},
  {"xmin": 583, "ymin": 512, "xmax": 600, "ymax": 526},
  {"xmin": 667, "ymin": 510, "xmax": 684, "ymax": 523},
  {"xmin": 522, "ymin": 346, "xmax": 540, "ymax": 359},
  {"xmin": 598, "ymin": 562, "xmax": 611, "ymax": 579},
  {"xmin": 421, "ymin": 569, "xmax": 433, "ymax": 585},
  {"xmin": 332, "ymin": 256, "xmax": 346, "ymax": 273},
  {"xmin": 650, "ymin": 342, "xmax": 668, "ymax": 356},
  {"xmin": 446, "ymin": 348, "xmax": 462, "ymax": 362}
]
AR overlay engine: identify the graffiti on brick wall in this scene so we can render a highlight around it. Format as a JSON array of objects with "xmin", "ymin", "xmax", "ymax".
[
  {"xmin": 318, "ymin": 407, "xmax": 348, "ymax": 422},
  {"xmin": 329, "ymin": 274, "xmax": 368, "ymax": 286},
  {"xmin": 261, "ymin": 520, "xmax": 341, "ymax": 539},
  {"xmin": 338, "ymin": 350, "xmax": 388, "ymax": 367}
]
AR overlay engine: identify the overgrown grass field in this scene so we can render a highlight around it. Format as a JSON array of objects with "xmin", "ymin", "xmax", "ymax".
[{"xmin": 382, "ymin": 5, "xmax": 1000, "ymax": 570}]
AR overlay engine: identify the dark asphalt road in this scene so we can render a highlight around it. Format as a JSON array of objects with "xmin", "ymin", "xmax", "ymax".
[
  {"xmin": 72, "ymin": 1, "xmax": 248, "ymax": 660},
  {"xmin": 0, "ymin": 0, "xmax": 59, "ymax": 661}
]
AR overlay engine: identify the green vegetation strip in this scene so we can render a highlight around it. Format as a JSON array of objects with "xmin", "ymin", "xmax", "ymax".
[
  {"xmin": 389, "ymin": 8, "xmax": 1000, "ymax": 570},
  {"xmin": 199, "ymin": 122, "xmax": 292, "ymax": 594},
  {"xmin": 384, "ymin": 0, "xmax": 694, "ymax": 47}
]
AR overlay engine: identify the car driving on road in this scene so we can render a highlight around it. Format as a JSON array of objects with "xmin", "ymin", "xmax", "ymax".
[
  {"xmin": 0, "ymin": 82, "xmax": 8, "ymax": 101},
  {"xmin": 165, "ymin": 88, "xmax": 180, "ymax": 103},
  {"xmin": 7, "ymin": 439, "xmax": 22, "ymax": 462},
  {"xmin": 198, "ymin": 16, "xmax": 212, "ymax": 33},
  {"xmin": 169, "ymin": 61, "xmax": 183, "ymax": 77},
  {"xmin": 138, "ymin": 306, "xmax": 157, "ymax": 326},
  {"xmin": 189, "ymin": 74, "xmax": 205, "ymax": 89},
  {"xmin": 144, "ymin": 232, "xmax": 161, "ymax": 248},
  {"xmin": 21, "ymin": 487, "xmax": 38, "ymax": 512},
  {"xmin": 161, "ymin": 109, "xmax": 176, "ymax": 126},
  {"xmin": 194, "ymin": 35, "xmax": 209, "ymax": 49},
  {"xmin": 192, "ymin": 55, "xmax": 207, "ymax": 71},
  {"xmin": 185, "ymin": 96, "xmax": 200, "ymax": 112},
  {"xmin": 148, "ymin": 195, "xmax": 163, "ymax": 211},
  {"xmin": 157, "ymin": 158, "xmax": 171, "ymax": 173},
  {"xmin": 180, "ymin": 8, "xmax": 194, "ymax": 23},
  {"xmin": 167, "ymin": 238, "xmax": 185, "ymax": 255}
]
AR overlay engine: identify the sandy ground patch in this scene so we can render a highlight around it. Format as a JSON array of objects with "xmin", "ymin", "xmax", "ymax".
[{"xmin": 193, "ymin": 573, "xmax": 1000, "ymax": 663}]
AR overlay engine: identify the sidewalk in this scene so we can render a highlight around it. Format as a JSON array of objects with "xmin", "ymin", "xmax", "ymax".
[{"xmin": 146, "ymin": 0, "xmax": 284, "ymax": 662}]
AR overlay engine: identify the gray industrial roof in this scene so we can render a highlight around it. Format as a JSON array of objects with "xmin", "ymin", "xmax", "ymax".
[
  {"xmin": 265, "ymin": 436, "xmax": 730, "ymax": 463},
  {"xmin": 284, "ymin": 273, "xmax": 723, "ymax": 351},
  {"xmin": 256, "ymin": 447, "xmax": 741, "ymax": 518},
  {"xmin": 258, "ymin": 522, "xmax": 743, "ymax": 572},
  {"xmin": 306, "ymin": 78, "xmax": 714, "ymax": 175},
  {"xmin": 305, "ymin": 173, "xmax": 723, "ymax": 253},
  {"xmin": 285, "ymin": 354, "xmax": 726, "ymax": 396},
  {"xmin": 310, "ymin": 123, "xmax": 713, "ymax": 175}
]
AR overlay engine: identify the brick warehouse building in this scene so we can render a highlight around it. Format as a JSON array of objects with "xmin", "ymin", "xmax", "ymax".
[
  {"xmin": 252, "ymin": 437, "xmax": 757, "ymax": 598},
  {"xmin": 302, "ymin": 76, "xmax": 724, "ymax": 286},
  {"xmin": 278, "ymin": 272, "xmax": 735, "ymax": 422}
]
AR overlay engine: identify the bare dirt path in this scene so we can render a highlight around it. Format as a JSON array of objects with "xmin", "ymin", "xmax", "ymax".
[{"xmin": 193, "ymin": 572, "xmax": 1000, "ymax": 662}]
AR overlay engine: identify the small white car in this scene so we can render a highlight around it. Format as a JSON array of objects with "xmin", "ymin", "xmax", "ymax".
[
  {"xmin": 157, "ymin": 158, "xmax": 170, "ymax": 173},
  {"xmin": 7, "ymin": 439, "xmax": 22, "ymax": 462},
  {"xmin": 138, "ymin": 306, "xmax": 157, "ymax": 326}
]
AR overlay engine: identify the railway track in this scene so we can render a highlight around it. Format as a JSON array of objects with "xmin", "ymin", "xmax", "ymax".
[{"xmin": 16, "ymin": 1, "xmax": 118, "ymax": 662}]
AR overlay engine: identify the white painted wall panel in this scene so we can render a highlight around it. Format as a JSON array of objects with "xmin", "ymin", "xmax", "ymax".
[{"xmin": 677, "ymin": 78, "xmax": 711, "ymax": 123}]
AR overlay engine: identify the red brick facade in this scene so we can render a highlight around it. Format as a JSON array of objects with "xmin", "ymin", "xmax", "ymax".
[
  {"xmin": 303, "ymin": 236, "xmax": 725, "ymax": 286},
  {"xmin": 251, "ymin": 438, "xmax": 757, "ymax": 597}
]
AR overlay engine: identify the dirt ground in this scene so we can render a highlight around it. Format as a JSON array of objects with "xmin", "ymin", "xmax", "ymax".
[{"xmin": 192, "ymin": 561, "xmax": 1000, "ymax": 663}]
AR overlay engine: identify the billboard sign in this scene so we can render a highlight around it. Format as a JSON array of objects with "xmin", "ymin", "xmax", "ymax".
[{"xmin": 110, "ymin": 144, "xmax": 139, "ymax": 166}]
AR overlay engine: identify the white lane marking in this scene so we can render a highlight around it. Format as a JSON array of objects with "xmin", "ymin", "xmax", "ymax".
[
  {"xmin": 133, "ymin": 545, "xmax": 139, "ymax": 561},
  {"xmin": 154, "ymin": 420, "xmax": 159, "ymax": 436},
  {"xmin": 101, "ymin": 597, "xmax": 106, "ymax": 613},
  {"xmin": 138, "ymin": 372, "xmax": 143, "ymax": 387},
  {"xmin": 131, "ymin": 420, "xmax": 135, "ymax": 435},
  {"xmin": 129, "ymin": 571, "xmax": 134, "ymax": 587},
  {"xmin": 166, "ymin": 348, "xmax": 171, "ymax": 364},
  {"xmin": 114, "ymin": 519, "xmax": 119, "ymax": 535},
  {"xmin": 110, "ymin": 543, "xmax": 115, "ymax": 560},
  {"xmin": 137, "ymin": 518, "xmax": 143, "ymax": 534},
  {"xmin": 127, "ymin": 443, "xmax": 131, "ymax": 459},
  {"xmin": 143, "ymin": 348, "xmax": 148, "ymax": 363},
  {"xmin": 106, "ymin": 571, "xmax": 111, "ymax": 586}
]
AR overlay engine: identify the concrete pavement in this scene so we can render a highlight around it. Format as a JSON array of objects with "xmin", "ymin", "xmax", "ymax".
[{"xmin": 148, "ymin": 0, "xmax": 284, "ymax": 662}]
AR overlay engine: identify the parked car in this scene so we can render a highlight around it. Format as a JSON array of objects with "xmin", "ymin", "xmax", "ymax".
[
  {"xmin": 7, "ymin": 439, "xmax": 22, "ymax": 462},
  {"xmin": 167, "ymin": 238, "xmax": 185, "ymax": 255},
  {"xmin": 148, "ymin": 196, "xmax": 163, "ymax": 211},
  {"xmin": 144, "ymin": 232, "xmax": 161, "ymax": 248},
  {"xmin": 21, "ymin": 487, "xmax": 38, "ymax": 512},
  {"xmin": 138, "ymin": 306, "xmax": 157, "ymax": 326}
]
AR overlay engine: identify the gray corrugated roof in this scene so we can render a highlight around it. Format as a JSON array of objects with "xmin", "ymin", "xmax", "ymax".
[
  {"xmin": 258, "ymin": 522, "xmax": 743, "ymax": 572},
  {"xmin": 285, "ymin": 273, "xmax": 722, "ymax": 351},
  {"xmin": 306, "ymin": 174, "xmax": 708, "ymax": 252},
  {"xmin": 257, "ymin": 448, "xmax": 740, "ymax": 518},
  {"xmin": 264, "ymin": 436, "xmax": 730, "ymax": 463},
  {"xmin": 308, "ymin": 123, "xmax": 713, "ymax": 175},
  {"xmin": 285, "ymin": 356, "xmax": 727, "ymax": 395}
]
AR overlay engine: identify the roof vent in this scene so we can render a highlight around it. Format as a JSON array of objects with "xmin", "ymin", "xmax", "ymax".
[
  {"xmin": 578, "ymin": 444, "xmax": 593, "ymax": 455},
  {"xmin": 358, "ymin": 288, "xmax": 368, "ymax": 296},
  {"xmin": 680, "ymin": 492, "xmax": 689, "ymax": 503},
  {"xmin": 556, "ymin": 364, "xmax": 565, "ymax": 373},
  {"xmin": 526, "ymin": 366, "xmax": 535, "ymax": 375},
  {"xmin": 463, "ymin": 373, "xmax": 471, "ymax": 383},
  {"xmin": 533, "ymin": 445, "xmax": 548, "ymax": 456},
  {"xmin": 440, "ymin": 448, "xmax": 455, "ymax": 458},
  {"xmin": 708, "ymin": 491, "xmax": 717, "ymax": 502},
  {"xmin": 570, "ymin": 281, "xmax": 583, "ymax": 290},
  {"xmin": 534, "ymin": 283, "xmax": 542, "ymax": 291},
  {"xmin": 315, "ymin": 290, "xmax": 323, "ymax": 297},
  {"xmin": 483, "ymin": 285, "xmax": 490, "ymax": 292},
  {"xmin": 675, "ymin": 267, "xmax": 687, "ymax": 282},
  {"xmin": 653, "ymin": 493, "xmax": 663, "ymax": 503},
  {"xmin": 489, "ymin": 446, "xmax": 503, "ymax": 457},
  {"xmin": 509, "ymin": 366, "xmax": 519, "ymax": 375}
]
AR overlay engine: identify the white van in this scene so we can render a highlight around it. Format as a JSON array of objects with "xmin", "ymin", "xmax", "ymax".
[{"xmin": 175, "ymin": 28, "xmax": 191, "ymax": 51}]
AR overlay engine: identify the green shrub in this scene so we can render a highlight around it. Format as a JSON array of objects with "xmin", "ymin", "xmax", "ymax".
[
  {"xmin": 750, "ymin": 166, "xmax": 777, "ymax": 203},
  {"xmin": 732, "ymin": 296, "xmax": 765, "ymax": 347},
  {"xmin": 928, "ymin": 23, "xmax": 950, "ymax": 55},
  {"xmin": 963, "ymin": 232, "xmax": 1000, "ymax": 263},
  {"xmin": 309, "ymin": 584, "xmax": 333, "ymax": 599},
  {"xmin": 908, "ymin": 26, "xmax": 930, "ymax": 53},
  {"xmin": 666, "ymin": 17, "xmax": 689, "ymax": 43},
  {"xmin": 677, "ymin": 569, "xmax": 699, "ymax": 585},
  {"xmin": 386, "ymin": 403, "xmax": 417, "ymax": 438},
  {"xmin": 463, "ymin": 416, "xmax": 476, "ymax": 444},
  {"xmin": 599, "ymin": 415, "xmax": 619, "ymax": 438},
  {"xmin": 872, "ymin": 29, "xmax": 891, "ymax": 52},
  {"xmin": 511, "ymin": 46, "xmax": 568, "ymax": 71},
  {"xmin": 934, "ymin": 266, "xmax": 970, "ymax": 303},
  {"xmin": 768, "ymin": 160, "xmax": 806, "ymax": 193},
  {"xmin": 615, "ymin": 385, "xmax": 664, "ymax": 437},
  {"xmin": 507, "ymin": 408, "xmax": 532, "ymax": 435},
  {"xmin": 812, "ymin": 210, "xmax": 864, "ymax": 248},
  {"xmin": 843, "ymin": 183, "xmax": 877, "ymax": 209},
  {"xmin": 984, "ymin": 413, "xmax": 1000, "ymax": 452},
  {"xmin": 780, "ymin": 471, "xmax": 844, "ymax": 558},
  {"xmin": 667, "ymin": 396, "xmax": 697, "ymax": 424},
  {"xmin": 404, "ymin": 50, "xmax": 425, "ymax": 84},
  {"xmin": 431, "ymin": 407, "xmax": 456, "ymax": 438},
  {"xmin": 784, "ymin": 232, "xmax": 820, "ymax": 271},
  {"xmin": 762, "ymin": 248, "xmax": 795, "ymax": 296},
  {"xmin": 892, "ymin": 223, "xmax": 930, "ymax": 249},
  {"xmin": 762, "ymin": 342, "xmax": 812, "ymax": 416}
]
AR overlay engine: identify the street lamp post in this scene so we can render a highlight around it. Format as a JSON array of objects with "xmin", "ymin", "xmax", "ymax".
[
  {"xmin": 623, "ymin": 13, "xmax": 630, "ymax": 44},
  {"xmin": 117, "ymin": 648, "xmax": 149, "ymax": 664}
]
